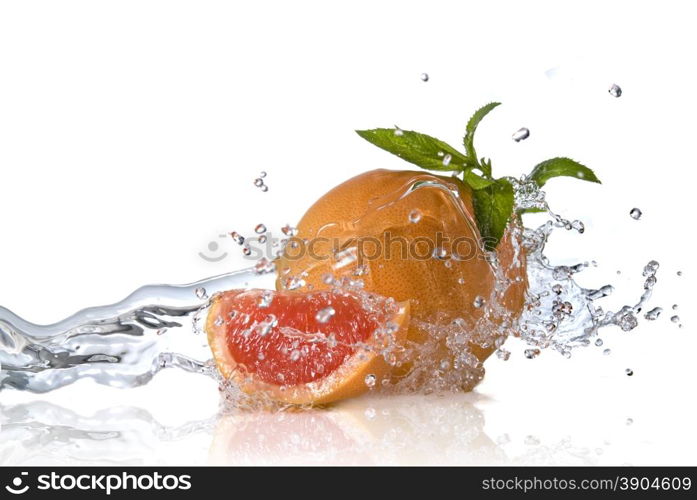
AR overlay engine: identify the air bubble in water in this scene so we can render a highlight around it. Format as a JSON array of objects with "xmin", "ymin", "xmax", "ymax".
[
  {"xmin": 260, "ymin": 185, "xmax": 268, "ymax": 192},
  {"xmin": 595, "ymin": 338, "xmax": 603, "ymax": 347},
  {"xmin": 603, "ymin": 348, "xmax": 611, "ymax": 355},
  {"xmin": 420, "ymin": 73, "xmax": 429, "ymax": 82},
  {"xmin": 672, "ymin": 304, "xmax": 678, "ymax": 310},
  {"xmin": 259, "ymin": 171, "xmax": 267, "ymax": 178},
  {"xmin": 677, "ymin": 271, "xmax": 683, "ymax": 277},
  {"xmin": 254, "ymin": 178, "xmax": 264, "ymax": 187},
  {"xmin": 315, "ymin": 306, "xmax": 336, "ymax": 323},
  {"xmin": 629, "ymin": 208, "xmax": 642, "ymax": 220},
  {"xmin": 671, "ymin": 315, "xmax": 680, "ymax": 323},
  {"xmin": 609, "ymin": 83, "xmax": 622, "ymax": 98},
  {"xmin": 644, "ymin": 307, "xmax": 662, "ymax": 320},
  {"xmin": 408, "ymin": 210, "xmax": 422, "ymax": 223},
  {"xmin": 364, "ymin": 407, "xmax": 376, "ymax": 419},
  {"xmin": 473, "ymin": 296, "xmax": 486, "ymax": 308},
  {"xmin": 524, "ymin": 348, "xmax": 541, "ymax": 359},
  {"xmin": 625, "ymin": 368, "xmax": 633, "ymax": 376},
  {"xmin": 364, "ymin": 374, "xmax": 377, "ymax": 388},
  {"xmin": 512, "ymin": 127, "xmax": 530, "ymax": 142},
  {"xmin": 255, "ymin": 224, "xmax": 267, "ymax": 234},
  {"xmin": 194, "ymin": 287, "xmax": 208, "ymax": 299},
  {"xmin": 626, "ymin": 417, "xmax": 634, "ymax": 425}
]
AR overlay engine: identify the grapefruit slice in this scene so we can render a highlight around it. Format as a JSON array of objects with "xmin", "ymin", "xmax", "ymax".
[{"xmin": 206, "ymin": 289, "xmax": 409, "ymax": 405}]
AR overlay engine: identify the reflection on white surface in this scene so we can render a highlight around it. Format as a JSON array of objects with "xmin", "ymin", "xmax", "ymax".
[{"xmin": 4, "ymin": 381, "xmax": 688, "ymax": 466}]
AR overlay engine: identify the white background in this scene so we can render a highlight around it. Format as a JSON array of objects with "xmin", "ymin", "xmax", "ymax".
[{"xmin": 1, "ymin": 0, "xmax": 695, "ymax": 465}]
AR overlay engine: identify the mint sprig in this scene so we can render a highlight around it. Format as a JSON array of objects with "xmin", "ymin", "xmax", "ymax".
[{"xmin": 356, "ymin": 103, "xmax": 601, "ymax": 251}]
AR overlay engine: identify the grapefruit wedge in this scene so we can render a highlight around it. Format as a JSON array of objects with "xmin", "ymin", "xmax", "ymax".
[{"xmin": 206, "ymin": 289, "xmax": 410, "ymax": 405}]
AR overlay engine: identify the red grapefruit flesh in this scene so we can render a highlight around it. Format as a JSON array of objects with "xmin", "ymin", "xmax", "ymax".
[{"xmin": 206, "ymin": 289, "xmax": 409, "ymax": 405}]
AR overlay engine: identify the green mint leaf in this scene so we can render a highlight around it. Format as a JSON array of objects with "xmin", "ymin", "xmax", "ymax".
[
  {"xmin": 472, "ymin": 179, "xmax": 514, "ymax": 251},
  {"xmin": 462, "ymin": 169, "xmax": 496, "ymax": 189},
  {"xmin": 528, "ymin": 157, "xmax": 601, "ymax": 187},
  {"xmin": 463, "ymin": 102, "xmax": 500, "ymax": 175},
  {"xmin": 356, "ymin": 128, "xmax": 469, "ymax": 172},
  {"xmin": 517, "ymin": 206, "xmax": 547, "ymax": 214}
]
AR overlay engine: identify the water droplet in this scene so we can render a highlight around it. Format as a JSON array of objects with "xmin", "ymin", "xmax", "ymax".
[
  {"xmin": 254, "ymin": 257, "xmax": 274, "ymax": 274},
  {"xmin": 512, "ymin": 127, "xmax": 530, "ymax": 142},
  {"xmin": 626, "ymin": 417, "xmax": 634, "ymax": 425},
  {"xmin": 551, "ymin": 284, "xmax": 563, "ymax": 295},
  {"xmin": 255, "ymin": 224, "xmax": 267, "ymax": 234},
  {"xmin": 496, "ymin": 349, "xmax": 511, "ymax": 361},
  {"xmin": 364, "ymin": 374, "xmax": 377, "ymax": 388},
  {"xmin": 315, "ymin": 306, "xmax": 336, "ymax": 323},
  {"xmin": 644, "ymin": 275, "xmax": 657, "ymax": 289},
  {"xmin": 254, "ymin": 178, "xmax": 264, "ymax": 187},
  {"xmin": 364, "ymin": 407, "xmax": 376, "ymax": 419},
  {"xmin": 603, "ymin": 348, "xmax": 611, "ymax": 355},
  {"xmin": 231, "ymin": 231, "xmax": 245, "ymax": 245},
  {"xmin": 259, "ymin": 171, "xmax": 267, "ymax": 178},
  {"xmin": 442, "ymin": 153, "xmax": 452, "ymax": 166},
  {"xmin": 242, "ymin": 246, "xmax": 252, "ymax": 256},
  {"xmin": 642, "ymin": 260, "xmax": 659, "ymax": 277},
  {"xmin": 285, "ymin": 276, "xmax": 306, "ymax": 290},
  {"xmin": 524, "ymin": 348, "xmax": 541, "ymax": 359},
  {"xmin": 194, "ymin": 287, "xmax": 208, "ymax": 299},
  {"xmin": 625, "ymin": 368, "xmax": 633, "ymax": 376},
  {"xmin": 457, "ymin": 277, "xmax": 465, "ymax": 285},
  {"xmin": 587, "ymin": 284, "xmax": 614, "ymax": 300},
  {"xmin": 608, "ymin": 83, "xmax": 622, "ymax": 98},
  {"xmin": 258, "ymin": 235, "xmax": 267, "ymax": 243},
  {"xmin": 290, "ymin": 350, "xmax": 301, "ymax": 362},
  {"xmin": 432, "ymin": 247, "xmax": 448, "ymax": 260},
  {"xmin": 214, "ymin": 315, "xmax": 224, "ymax": 327},
  {"xmin": 408, "ymin": 209, "xmax": 422, "ymax": 223},
  {"xmin": 439, "ymin": 359, "xmax": 450, "ymax": 371},
  {"xmin": 260, "ymin": 185, "xmax": 268, "ymax": 192},
  {"xmin": 420, "ymin": 72, "xmax": 429, "ymax": 82},
  {"xmin": 394, "ymin": 127, "xmax": 404, "ymax": 136},
  {"xmin": 617, "ymin": 310, "xmax": 638, "ymax": 332},
  {"xmin": 629, "ymin": 208, "xmax": 642, "ymax": 220},
  {"xmin": 595, "ymin": 338, "xmax": 603, "ymax": 347},
  {"xmin": 258, "ymin": 290, "xmax": 274, "ymax": 308},
  {"xmin": 281, "ymin": 224, "xmax": 298, "ymax": 237},
  {"xmin": 571, "ymin": 220, "xmax": 585, "ymax": 234},
  {"xmin": 156, "ymin": 328, "xmax": 167, "ymax": 335},
  {"xmin": 671, "ymin": 315, "xmax": 680, "ymax": 323},
  {"xmin": 677, "ymin": 270, "xmax": 683, "ymax": 277},
  {"xmin": 644, "ymin": 307, "xmax": 662, "ymax": 320},
  {"xmin": 672, "ymin": 304, "xmax": 679, "ymax": 310},
  {"xmin": 257, "ymin": 352, "xmax": 265, "ymax": 361},
  {"xmin": 473, "ymin": 296, "xmax": 486, "ymax": 308}
]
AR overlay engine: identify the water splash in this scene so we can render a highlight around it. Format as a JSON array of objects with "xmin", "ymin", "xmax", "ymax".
[
  {"xmin": 0, "ymin": 269, "xmax": 274, "ymax": 393},
  {"xmin": 0, "ymin": 173, "xmax": 668, "ymax": 403}
]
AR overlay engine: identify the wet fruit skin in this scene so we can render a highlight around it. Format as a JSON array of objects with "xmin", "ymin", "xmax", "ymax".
[
  {"xmin": 207, "ymin": 289, "xmax": 410, "ymax": 405},
  {"xmin": 276, "ymin": 169, "xmax": 527, "ymax": 378}
]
